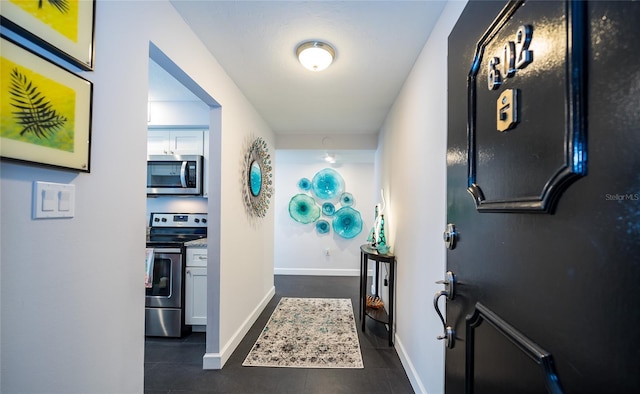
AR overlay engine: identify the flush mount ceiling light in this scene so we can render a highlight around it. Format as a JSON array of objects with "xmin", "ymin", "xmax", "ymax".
[{"xmin": 296, "ymin": 41, "xmax": 335, "ymax": 72}]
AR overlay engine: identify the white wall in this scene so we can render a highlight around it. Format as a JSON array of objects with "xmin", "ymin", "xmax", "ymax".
[
  {"xmin": 376, "ymin": 1, "xmax": 468, "ymax": 393},
  {"xmin": 274, "ymin": 155, "xmax": 376, "ymax": 276},
  {"xmin": 148, "ymin": 101, "xmax": 209, "ymax": 127},
  {"xmin": 0, "ymin": 0, "xmax": 275, "ymax": 392}
]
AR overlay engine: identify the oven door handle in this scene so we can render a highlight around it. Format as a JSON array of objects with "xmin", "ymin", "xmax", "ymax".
[{"xmin": 151, "ymin": 248, "xmax": 182, "ymax": 254}]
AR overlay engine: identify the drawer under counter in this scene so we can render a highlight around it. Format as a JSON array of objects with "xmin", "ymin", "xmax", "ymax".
[{"xmin": 186, "ymin": 246, "xmax": 207, "ymax": 267}]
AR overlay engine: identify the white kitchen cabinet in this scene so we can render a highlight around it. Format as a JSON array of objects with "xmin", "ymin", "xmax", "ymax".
[
  {"xmin": 186, "ymin": 246, "xmax": 207, "ymax": 267},
  {"xmin": 185, "ymin": 246, "xmax": 207, "ymax": 326},
  {"xmin": 185, "ymin": 266, "xmax": 207, "ymax": 326},
  {"xmin": 147, "ymin": 129, "xmax": 204, "ymax": 155}
]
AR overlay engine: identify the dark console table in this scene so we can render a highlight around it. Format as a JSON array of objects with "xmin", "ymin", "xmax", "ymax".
[{"xmin": 359, "ymin": 244, "xmax": 396, "ymax": 346}]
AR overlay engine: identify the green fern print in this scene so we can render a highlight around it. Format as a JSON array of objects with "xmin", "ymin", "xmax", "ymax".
[{"xmin": 9, "ymin": 67, "xmax": 68, "ymax": 139}]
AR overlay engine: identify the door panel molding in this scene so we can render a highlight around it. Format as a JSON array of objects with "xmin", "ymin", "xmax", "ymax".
[
  {"xmin": 465, "ymin": 303, "xmax": 563, "ymax": 394},
  {"xmin": 466, "ymin": 0, "xmax": 587, "ymax": 213}
]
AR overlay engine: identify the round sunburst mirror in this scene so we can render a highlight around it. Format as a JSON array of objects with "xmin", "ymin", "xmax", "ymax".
[{"xmin": 242, "ymin": 137, "xmax": 273, "ymax": 217}]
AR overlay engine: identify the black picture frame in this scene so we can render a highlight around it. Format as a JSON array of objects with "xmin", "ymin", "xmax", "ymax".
[
  {"xmin": 1, "ymin": 35, "xmax": 93, "ymax": 172},
  {"xmin": 0, "ymin": 0, "xmax": 95, "ymax": 70}
]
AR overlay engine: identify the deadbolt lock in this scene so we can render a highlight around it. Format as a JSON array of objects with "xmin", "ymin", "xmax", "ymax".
[{"xmin": 443, "ymin": 223, "xmax": 458, "ymax": 250}]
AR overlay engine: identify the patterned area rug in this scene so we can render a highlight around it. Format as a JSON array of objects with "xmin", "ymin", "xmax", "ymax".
[{"xmin": 242, "ymin": 297, "xmax": 364, "ymax": 368}]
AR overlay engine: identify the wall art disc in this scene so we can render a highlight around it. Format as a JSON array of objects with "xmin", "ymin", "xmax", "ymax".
[
  {"xmin": 288, "ymin": 194, "xmax": 321, "ymax": 224},
  {"xmin": 298, "ymin": 177, "xmax": 311, "ymax": 190},
  {"xmin": 340, "ymin": 192, "xmax": 354, "ymax": 206},
  {"xmin": 322, "ymin": 202, "xmax": 336, "ymax": 216},
  {"xmin": 332, "ymin": 206, "xmax": 363, "ymax": 239},
  {"xmin": 316, "ymin": 220, "xmax": 330, "ymax": 234},
  {"xmin": 311, "ymin": 168, "xmax": 345, "ymax": 200}
]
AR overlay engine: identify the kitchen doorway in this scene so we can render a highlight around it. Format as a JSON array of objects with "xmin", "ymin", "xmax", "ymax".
[{"xmin": 147, "ymin": 42, "xmax": 222, "ymax": 368}]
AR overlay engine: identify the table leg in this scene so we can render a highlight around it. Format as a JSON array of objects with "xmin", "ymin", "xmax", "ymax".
[
  {"xmin": 374, "ymin": 261, "xmax": 380, "ymax": 298},
  {"xmin": 360, "ymin": 252, "xmax": 366, "ymax": 331},
  {"xmin": 388, "ymin": 260, "xmax": 395, "ymax": 346}
]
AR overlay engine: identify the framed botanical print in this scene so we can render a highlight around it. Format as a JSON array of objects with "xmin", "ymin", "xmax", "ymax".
[
  {"xmin": 1, "ymin": 35, "xmax": 92, "ymax": 172},
  {"xmin": 0, "ymin": 0, "xmax": 95, "ymax": 70}
]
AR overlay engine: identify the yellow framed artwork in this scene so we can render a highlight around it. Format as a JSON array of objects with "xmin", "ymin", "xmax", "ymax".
[
  {"xmin": 1, "ymin": 36, "xmax": 92, "ymax": 172},
  {"xmin": 0, "ymin": 0, "xmax": 95, "ymax": 70}
]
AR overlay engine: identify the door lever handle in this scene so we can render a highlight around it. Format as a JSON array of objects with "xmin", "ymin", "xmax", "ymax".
[{"xmin": 433, "ymin": 290, "xmax": 455, "ymax": 349}]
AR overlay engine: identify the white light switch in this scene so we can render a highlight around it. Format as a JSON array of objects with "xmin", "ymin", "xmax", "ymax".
[
  {"xmin": 33, "ymin": 181, "xmax": 75, "ymax": 219},
  {"xmin": 42, "ymin": 189, "xmax": 56, "ymax": 211},
  {"xmin": 58, "ymin": 190, "xmax": 72, "ymax": 211}
]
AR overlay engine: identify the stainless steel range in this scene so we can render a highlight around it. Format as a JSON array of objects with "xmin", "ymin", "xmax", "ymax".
[{"xmin": 145, "ymin": 212, "xmax": 207, "ymax": 337}]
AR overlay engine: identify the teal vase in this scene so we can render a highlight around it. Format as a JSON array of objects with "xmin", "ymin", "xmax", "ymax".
[
  {"xmin": 376, "ymin": 215, "xmax": 390, "ymax": 254},
  {"xmin": 367, "ymin": 205, "xmax": 380, "ymax": 247}
]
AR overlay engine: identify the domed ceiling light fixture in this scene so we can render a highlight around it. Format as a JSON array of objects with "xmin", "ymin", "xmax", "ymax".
[{"xmin": 296, "ymin": 41, "xmax": 335, "ymax": 72}]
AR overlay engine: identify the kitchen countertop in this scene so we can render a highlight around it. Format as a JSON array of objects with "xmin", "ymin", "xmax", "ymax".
[{"xmin": 185, "ymin": 238, "xmax": 207, "ymax": 247}]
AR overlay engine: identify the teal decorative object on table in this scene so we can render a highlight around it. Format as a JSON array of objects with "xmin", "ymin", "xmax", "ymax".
[
  {"xmin": 376, "ymin": 214, "xmax": 390, "ymax": 254},
  {"xmin": 332, "ymin": 206, "xmax": 363, "ymax": 239},
  {"xmin": 311, "ymin": 168, "xmax": 345, "ymax": 200},
  {"xmin": 367, "ymin": 205, "xmax": 380, "ymax": 247},
  {"xmin": 289, "ymin": 194, "xmax": 321, "ymax": 224},
  {"xmin": 366, "ymin": 227, "xmax": 375, "ymax": 245}
]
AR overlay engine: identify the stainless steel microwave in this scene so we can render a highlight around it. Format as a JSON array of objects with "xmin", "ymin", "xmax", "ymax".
[{"xmin": 147, "ymin": 155, "xmax": 203, "ymax": 196}]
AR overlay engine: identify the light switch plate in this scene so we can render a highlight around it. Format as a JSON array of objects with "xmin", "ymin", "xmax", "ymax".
[{"xmin": 33, "ymin": 181, "xmax": 75, "ymax": 219}]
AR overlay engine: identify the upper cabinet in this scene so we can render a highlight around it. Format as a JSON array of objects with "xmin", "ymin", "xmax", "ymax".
[{"xmin": 147, "ymin": 129, "xmax": 205, "ymax": 155}]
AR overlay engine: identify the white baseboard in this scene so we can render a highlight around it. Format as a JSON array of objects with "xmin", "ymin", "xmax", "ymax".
[
  {"xmin": 394, "ymin": 334, "xmax": 428, "ymax": 394},
  {"xmin": 202, "ymin": 285, "xmax": 275, "ymax": 370},
  {"xmin": 202, "ymin": 351, "xmax": 222, "ymax": 369},
  {"xmin": 274, "ymin": 267, "xmax": 360, "ymax": 276}
]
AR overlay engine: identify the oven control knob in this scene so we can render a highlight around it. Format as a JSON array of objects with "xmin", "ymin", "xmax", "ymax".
[
  {"xmin": 154, "ymin": 218, "xmax": 159, "ymax": 222},
  {"xmin": 161, "ymin": 218, "xmax": 167, "ymax": 222},
  {"xmin": 202, "ymin": 218, "xmax": 207, "ymax": 223},
  {"xmin": 194, "ymin": 218, "xmax": 200, "ymax": 223}
]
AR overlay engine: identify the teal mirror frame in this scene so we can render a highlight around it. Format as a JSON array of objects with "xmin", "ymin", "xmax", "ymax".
[{"xmin": 242, "ymin": 137, "xmax": 273, "ymax": 217}]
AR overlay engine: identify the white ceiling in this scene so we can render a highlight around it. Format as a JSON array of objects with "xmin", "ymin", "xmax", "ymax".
[{"xmin": 150, "ymin": 0, "xmax": 446, "ymax": 139}]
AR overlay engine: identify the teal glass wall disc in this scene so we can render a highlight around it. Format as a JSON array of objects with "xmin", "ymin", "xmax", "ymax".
[
  {"xmin": 316, "ymin": 220, "xmax": 330, "ymax": 234},
  {"xmin": 311, "ymin": 168, "xmax": 345, "ymax": 200},
  {"xmin": 332, "ymin": 206, "xmax": 363, "ymax": 239},
  {"xmin": 288, "ymin": 194, "xmax": 321, "ymax": 224},
  {"xmin": 322, "ymin": 202, "xmax": 336, "ymax": 216},
  {"xmin": 340, "ymin": 192, "xmax": 354, "ymax": 206},
  {"xmin": 298, "ymin": 177, "xmax": 311, "ymax": 191}
]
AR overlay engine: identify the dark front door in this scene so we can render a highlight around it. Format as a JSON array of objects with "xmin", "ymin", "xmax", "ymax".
[{"xmin": 445, "ymin": 1, "xmax": 640, "ymax": 392}]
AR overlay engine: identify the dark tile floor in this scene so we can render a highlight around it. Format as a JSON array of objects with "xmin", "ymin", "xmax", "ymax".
[{"xmin": 145, "ymin": 275, "xmax": 414, "ymax": 393}]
